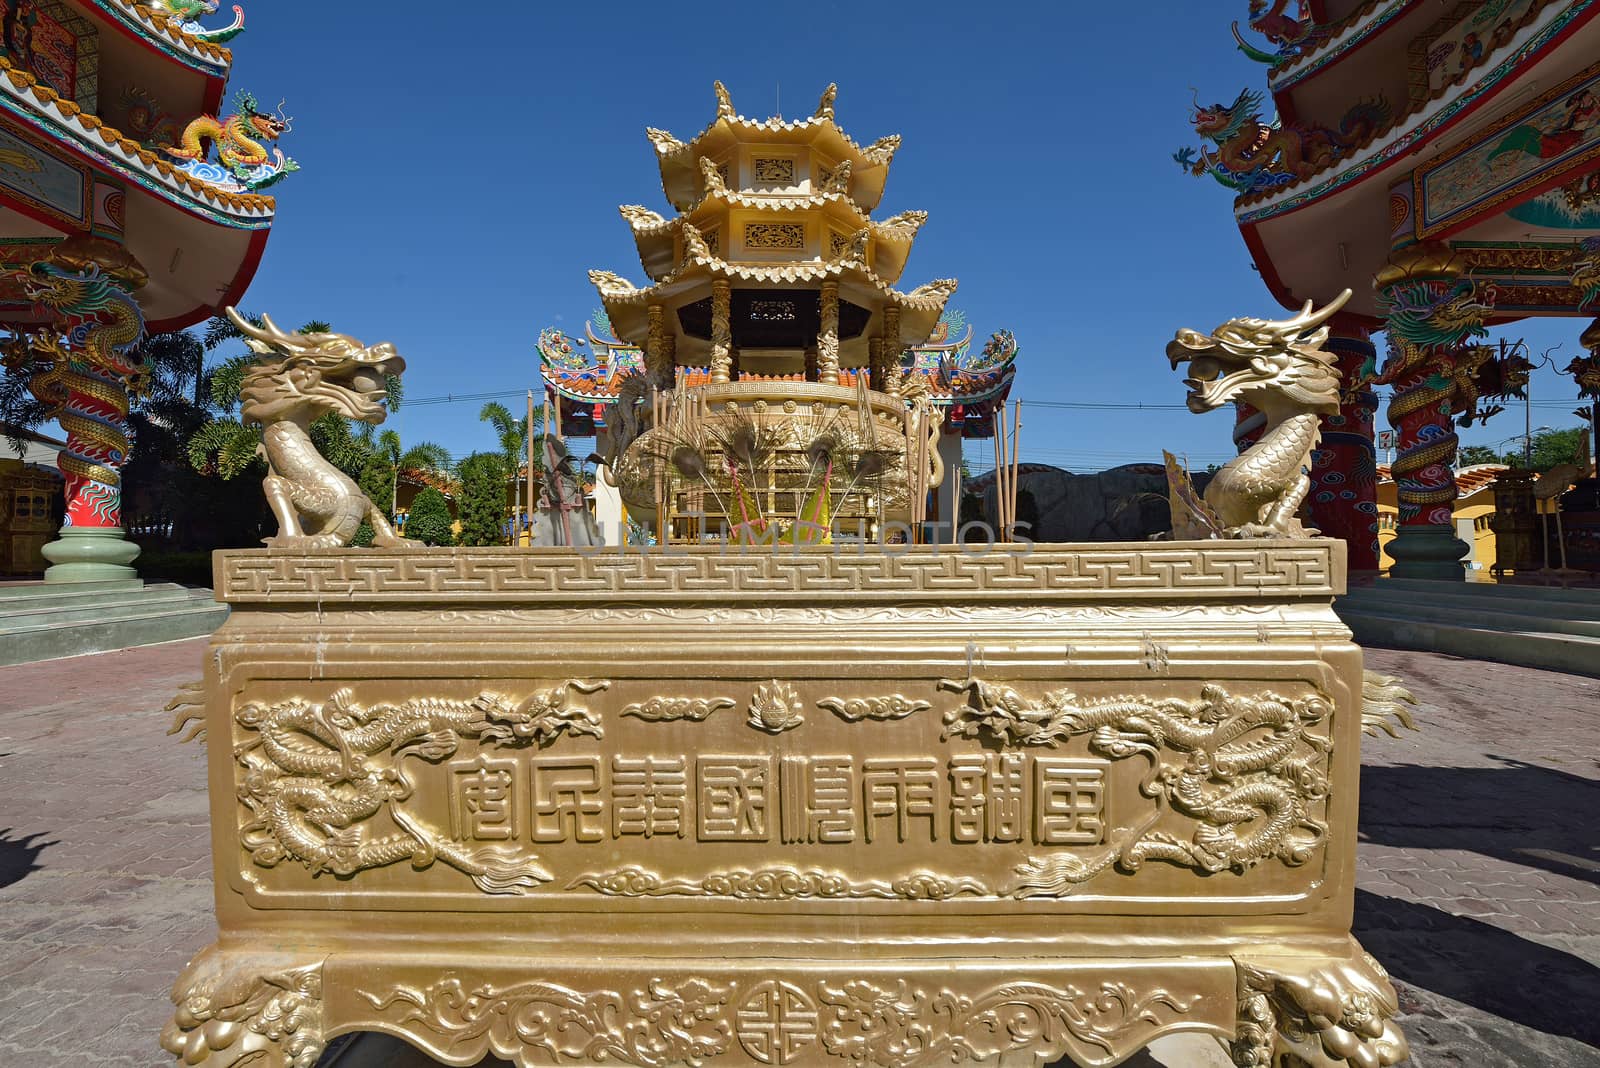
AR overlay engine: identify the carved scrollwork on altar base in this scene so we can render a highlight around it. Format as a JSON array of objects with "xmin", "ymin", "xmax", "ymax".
[{"xmin": 356, "ymin": 972, "xmax": 1202, "ymax": 1068}]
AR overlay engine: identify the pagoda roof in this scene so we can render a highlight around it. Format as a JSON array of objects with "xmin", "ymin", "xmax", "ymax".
[
  {"xmin": 589, "ymin": 223, "xmax": 955, "ymax": 352},
  {"xmin": 621, "ymin": 194, "xmax": 926, "ymax": 284},
  {"xmin": 92, "ymin": 0, "xmax": 235, "ymax": 78},
  {"xmin": 649, "ymin": 83, "xmax": 899, "ymax": 213}
]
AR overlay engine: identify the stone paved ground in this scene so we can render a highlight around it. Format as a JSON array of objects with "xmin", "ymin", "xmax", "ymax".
[{"xmin": 0, "ymin": 640, "xmax": 1595, "ymax": 1067}]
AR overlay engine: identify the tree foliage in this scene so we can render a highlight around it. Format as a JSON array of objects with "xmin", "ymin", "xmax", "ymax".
[
  {"xmin": 1456, "ymin": 427, "xmax": 1590, "ymax": 473},
  {"xmin": 405, "ymin": 487, "xmax": 454, "ymax": 546},
  {"xmin": 456, "ymin": 451, "xmax": 508, "ymax": 546},
  {"xmin": 1458, "ymin": 444, "xmax": 1502, "ymax": 467}
]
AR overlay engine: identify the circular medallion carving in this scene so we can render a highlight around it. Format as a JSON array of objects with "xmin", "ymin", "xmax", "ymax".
[{"xmin": 735, "ymin": 980, "xmax": 818, "ymax": 1064}]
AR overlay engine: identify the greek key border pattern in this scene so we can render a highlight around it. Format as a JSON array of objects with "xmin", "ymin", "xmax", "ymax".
[{"xmin": 215, "ymin": 544, "xmax": 1341, "ymax": 604}]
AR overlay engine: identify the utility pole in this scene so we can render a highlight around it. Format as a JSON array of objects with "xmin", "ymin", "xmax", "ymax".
[{"xmin": 527, "ymin": 390, "xmax": 537, "ymax": 545}]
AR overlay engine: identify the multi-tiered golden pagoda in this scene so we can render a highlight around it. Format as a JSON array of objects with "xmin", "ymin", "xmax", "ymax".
[{"xmin": 589, "ymin": 82, "xmax": 960, "ymax": 542}]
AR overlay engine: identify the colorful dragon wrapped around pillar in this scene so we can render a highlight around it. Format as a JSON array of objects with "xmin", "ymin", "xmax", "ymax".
[
  {"xmin": 1568, "ymin": 242, "xmax": 1600, "ymax": 412},
  {"xmin": 1174, "ymin": 89, "xmax": 1389, "ymax": 195},
  {"xmin": 11, "ymin": 265, "xmax": 146, "ymax": 529},
  {"xmin": 1573, "ymin": 236, "xmax": 1600, "ymax": 310},
  {"xmin": 162, "ymin": 91, "xmax": 297, "ymax": 192},
  {"xmin": 1372, "ymin": 266, "xmax": 1492, "ymax": 526},
  {"xmin": 157, "ymin": 0, "xmax": 245, "ymax": 42}
]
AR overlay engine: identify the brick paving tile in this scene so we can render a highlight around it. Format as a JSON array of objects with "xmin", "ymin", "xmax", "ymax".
[
  {"xmin": 1356, "ymin": 648, "xmax": 1600, "ymax": 1068},
  {"xmin": 1, "ymin": 639, "xmax": 1596, "ymax": 1066}
]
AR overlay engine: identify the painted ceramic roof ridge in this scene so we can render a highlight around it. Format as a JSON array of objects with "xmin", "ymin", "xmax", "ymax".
[
  {"xmin": 1233, "ymin": 0, "xmax": 1576, "ymax": 218},
  {"xmin": 90, "ymin": 0, "xmax": 234, "ymax": 73},
  {"xmin": 1268, "ymin": 0, "xmax": 1409, "ymax": 88},
  {"xmin": 541, "ymin": 344, "xmax": 1015, "ymax": 407},
  {"xmin": 0, "ymin": 58, "xmax": 274, "ymax": 225}
]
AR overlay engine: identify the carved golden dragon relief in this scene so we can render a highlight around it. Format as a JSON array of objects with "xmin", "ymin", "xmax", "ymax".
[
  {"xmin": 228, "ymin": 308, "xmax": 417, "ymax": 548},
  {"xmin": 234, "ymin": 683, "xmax": 607, "ymax": 894},
  {"xmin": 937, "ymin": 678, "xmax": 1332, "ymax": 895},
  {"xmin": 1167, "ymin": 290, "xmax": 1351, "ymax": 538}
]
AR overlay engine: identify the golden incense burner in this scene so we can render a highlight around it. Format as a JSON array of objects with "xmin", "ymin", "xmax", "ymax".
[{"xmin": 165, "ymin": 539, "xmax": 1404, "ymax": 1068}]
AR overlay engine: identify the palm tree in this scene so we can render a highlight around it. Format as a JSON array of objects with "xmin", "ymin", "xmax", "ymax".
[
  {"xmin": 130, "ymin": 329, "xmax": 208, "ymax": 409},
  {"xmin": 375, "ymin": 428, "xmax": 451, "ymax": 516},
  {"xmin": 478, "ymin": 400, "xmax": 546, "ymax": 527}
]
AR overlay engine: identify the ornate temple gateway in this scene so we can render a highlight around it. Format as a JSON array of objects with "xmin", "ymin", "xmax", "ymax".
[
  {"xmin": 165, "ymin": 84, "xmax": 1409, "ymax": 1068},
  {"xmin": 1183, "ymin": 0, "xmax": 1600, "ymax": 578},
  {"xmin": 0, "ymin": 0, "xmax": 289, "ymax": 581},
  {"xmin": 540, "ymin": 85, "xmax": 1017, "ymax": 541}
]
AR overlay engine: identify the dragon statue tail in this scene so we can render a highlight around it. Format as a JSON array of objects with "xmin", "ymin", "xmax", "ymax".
[
  {"xmin": 1231, "ymin": 21, "xmax": 1281, "ymax": 64},
  {"xmin": 180, "ymin": 3, "xmax": 244, "ymax": 42}
]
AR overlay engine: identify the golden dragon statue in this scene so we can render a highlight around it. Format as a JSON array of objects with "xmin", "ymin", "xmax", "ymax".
[
  {"xmin": 1166, "ymin": 289, "xmax": 1351, "ymax": 538},
  {"xmin": 227, "ymin": 307, "xmax": 418, "ymax": 548}
]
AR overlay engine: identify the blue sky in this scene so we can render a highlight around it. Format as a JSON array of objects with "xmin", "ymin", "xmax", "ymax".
[{"xmin": 219, "ymin": 3, "xmax": 1590, "ymax": 473}]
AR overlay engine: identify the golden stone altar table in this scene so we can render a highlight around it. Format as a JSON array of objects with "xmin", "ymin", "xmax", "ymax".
[{"xmin": 164, "ymin": 541, "xmax": 1405, "ymax": 1068}]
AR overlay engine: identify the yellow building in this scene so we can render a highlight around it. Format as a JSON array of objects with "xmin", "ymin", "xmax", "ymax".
[{"xmin": 1376, "ymin": 463, "xmax": 1505, "ymax": 574}]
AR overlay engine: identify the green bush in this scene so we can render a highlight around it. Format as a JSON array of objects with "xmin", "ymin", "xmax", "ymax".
[
  {"xmin": 405, "ymin": 487, "xmax": 454, "ymax": 546},
  {"xmin": 456, "ymin": 452, "xmax": 507, "ymax": 546}
]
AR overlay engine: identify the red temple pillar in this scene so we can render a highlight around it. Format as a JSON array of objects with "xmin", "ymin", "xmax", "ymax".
[{"xmin": 1309, "ymin": 315, "xmax": 1379, "ymax": 573}]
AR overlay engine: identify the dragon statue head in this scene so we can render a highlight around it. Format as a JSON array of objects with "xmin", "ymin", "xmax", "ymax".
[
  {"xmin": 1191, "ymin": 88, "xmax": 1264, "ymax": 143},
  {"xmin": 1167, "ymin": 289, "xmax": 1350, "ymax": 418},
  {"xmin": 235, "ymin": 90, "xmax": 291, "ymax": 142},
  {"xmin": 227, "ymin": 308, "xmax": 404, "ymax": 428}
]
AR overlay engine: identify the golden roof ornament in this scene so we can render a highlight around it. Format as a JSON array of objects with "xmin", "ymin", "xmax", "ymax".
[
  {"xmin": 713, "ymin": 80, "xmax": 735, "ymax": 120},
  {"xmin": 1581, "ymin": 315, "xmax": 1600, "ymax": 352},
  {"xmin": 698, "ymin": 155, "xmax": 727, "ymax": 195},
  {"xmin": 1373, "ymin": 242, "xmax": 1463, "ymax": 289},
  {"xmin": 618, "ymin": 204, "xmax": 665, "ymax": 228},
  {"xmin": 815, "ymin": 83, "xmax": 837, "ymax": 120}
]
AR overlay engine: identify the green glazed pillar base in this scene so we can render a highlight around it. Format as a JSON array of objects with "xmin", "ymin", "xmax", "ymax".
[
  {"xmin": 41, "ymin": 527, "xmax": 141, "ymax": 584},
  {"xmin": 1387, "ymin": 523, "xmax": 1467, "ymax": 581}
]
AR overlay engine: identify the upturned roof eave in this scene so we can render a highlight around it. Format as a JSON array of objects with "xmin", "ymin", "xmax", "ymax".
[
  {"xmin": 86, "ymin": 0, "xmax": 235, "ymax": 77},
  {"xmin": 0, "ymin": 58, "xmax": 276, "ymax": 228},
  {"xmin": 1265, "ymin": 0, "xmax": 1415, "ymax": 97},
  {"xmin": 1231, "ymin": 0, "xmax": 1591, "ymax": 223}
]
